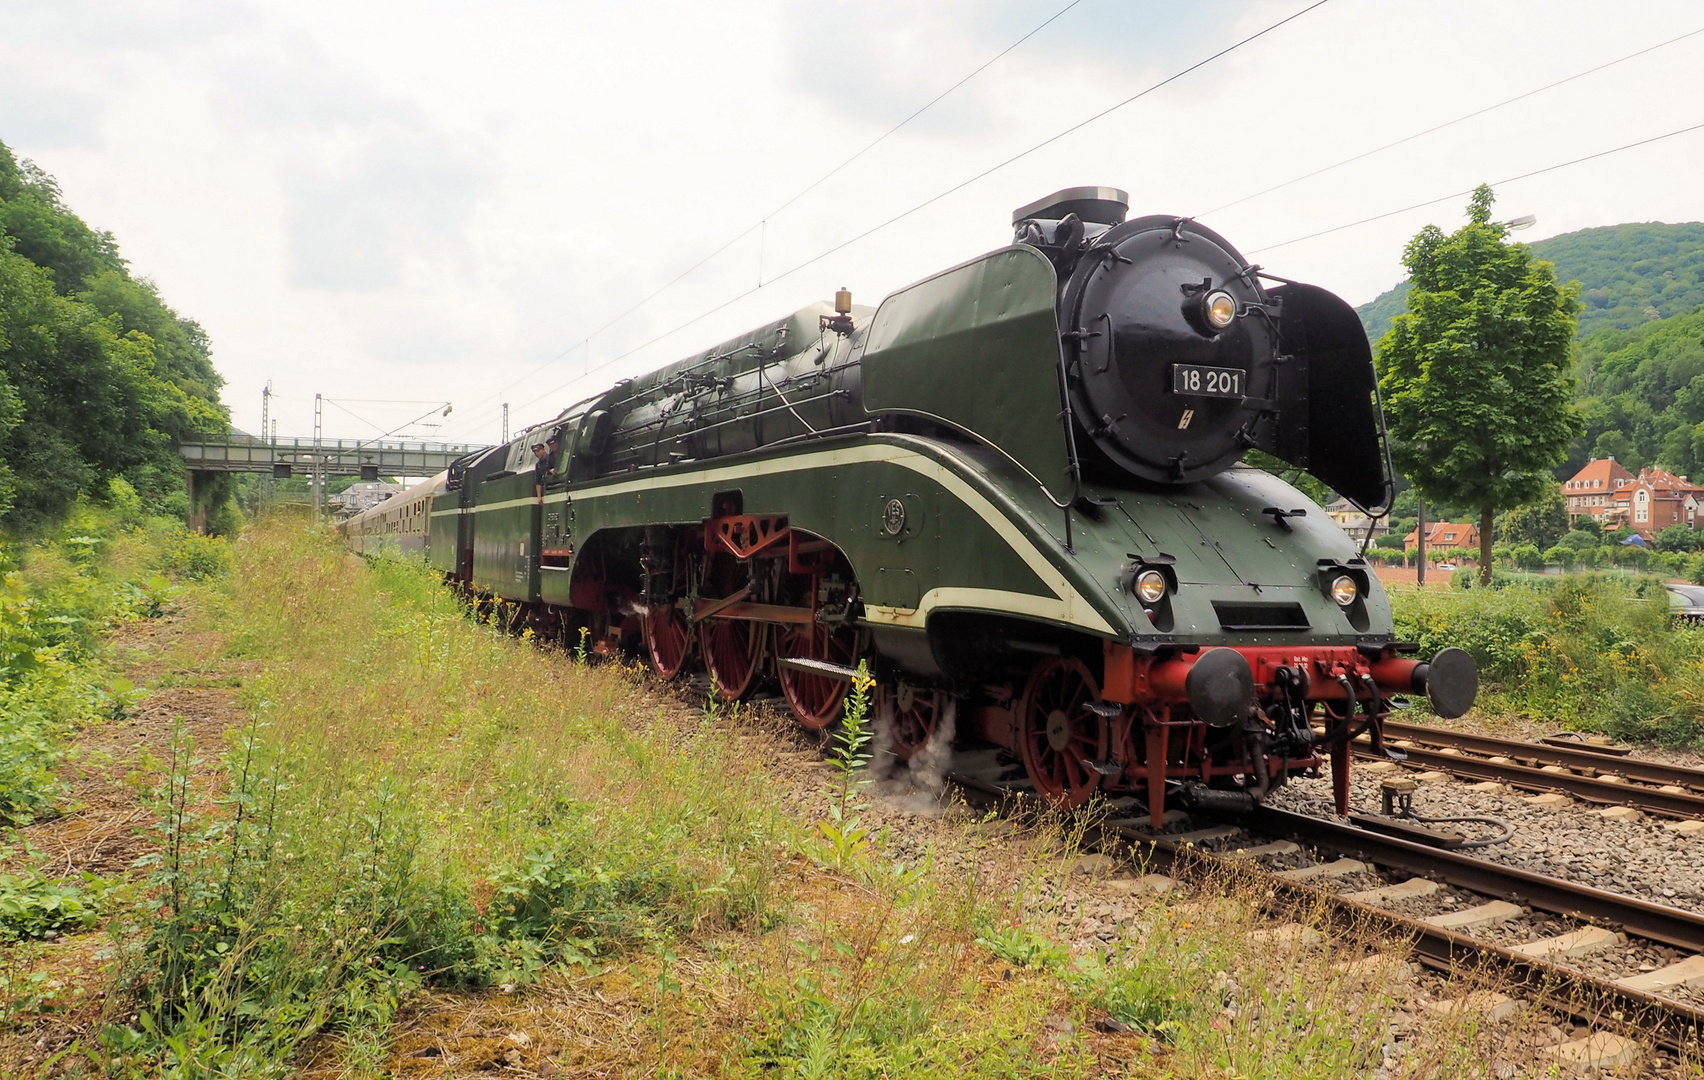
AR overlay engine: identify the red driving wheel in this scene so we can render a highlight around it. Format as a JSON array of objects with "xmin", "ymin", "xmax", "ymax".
[
  {"xmin": 1017, "ymin": 656, "xmax": 1109, "ymax": 809},
  {"xmin": 880, "ymin": 683, "xmax": 947, "ymax": 761},
  {"xmin": 701, "ymin": 553, "xmax": 766, "ymax": 701},
  {"xmin": 642, "ymin": 602, "xmax": 693, "ymax": 680},
  {"xmin": 776, "ymin": 623, "xmax": 860, "ymax": 730},
  {"xmin": 703, "ymin": 618, "xmax": 765, "ymax": 701}
]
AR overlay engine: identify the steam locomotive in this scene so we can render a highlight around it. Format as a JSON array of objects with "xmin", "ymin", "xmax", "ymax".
[{"xmin": 345, "ymin": 186, "xmax": 1477, "ymax": 824}]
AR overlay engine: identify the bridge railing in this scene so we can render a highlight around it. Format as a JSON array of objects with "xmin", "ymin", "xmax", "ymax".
[{"xmin": 178, "ymin": 434, "xmax": 496, "ymax": 476}]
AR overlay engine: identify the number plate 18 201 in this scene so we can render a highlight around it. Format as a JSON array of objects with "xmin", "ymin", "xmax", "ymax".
[{"xmin": 1171, "ymin": 364, "xmax": 1246, "ymax": 399}]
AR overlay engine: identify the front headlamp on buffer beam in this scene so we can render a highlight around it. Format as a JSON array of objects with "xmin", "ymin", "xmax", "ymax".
[
  {"xmin": 1203, "ymin": 289, "xmax": 1237, "ymax": 331},
  {"xmin": 1329, "ymin": 574, "xmax": 1358, "ymax": 608}
]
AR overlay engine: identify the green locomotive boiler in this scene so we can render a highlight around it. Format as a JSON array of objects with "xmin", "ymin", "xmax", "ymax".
[{"xmin": 346, "ymin": 186, "xmax": 1476, "ymax": 824}]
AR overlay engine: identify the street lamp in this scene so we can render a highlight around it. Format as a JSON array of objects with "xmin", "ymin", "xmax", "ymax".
[{"xmin": 1501, "ymin": 214, "xmax": 1537, "ymax": 232}]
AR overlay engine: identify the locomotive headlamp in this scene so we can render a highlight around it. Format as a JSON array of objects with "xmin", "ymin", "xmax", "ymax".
[
  {"xmin": 1329, "ymin": 574, "xmax": 1358, "ymax": 607},
  {"xmin": 1133, "ymin": 568, "xmax": 1168, "ymax": 604},
  {"xmin": 1203, "ymin": 290, "xmax": 1237, "ymax": 330}
]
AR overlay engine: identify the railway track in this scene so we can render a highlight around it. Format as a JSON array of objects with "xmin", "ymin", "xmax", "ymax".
[
  {"xmin": 944, "ymin": 761, "xmax": 1704, "ymax": 1070},
  {"xmin": 1355, "ymin": 721, "xmax": 1704, "ymax": 821}
]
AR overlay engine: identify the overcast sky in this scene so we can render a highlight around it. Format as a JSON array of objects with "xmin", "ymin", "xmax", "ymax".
[{"xmin": 4, "ymin": 0, "xmax": 1702, "ymax": 444}]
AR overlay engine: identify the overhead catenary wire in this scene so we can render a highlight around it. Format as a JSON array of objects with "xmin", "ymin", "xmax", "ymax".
[
  {"xmin": 450, "ymin": 0, "xmax": 1087, "ymax": 433},
  {"xmin": 1203, "ymin": 24, "xmax": 1704, "ymax": 218},
  {"xmin": 316, "ymin": 396, "xmax": 457, "ymax": 453},
  {"xmin": 503, "ymin": 0, "xmax": 1336, "ymax": 425},
  {"xmin": 321, "ymin": 397, "xmax": 389, "ymax": 434},
  {"xmin": 1246, "ymin": 118, "xmax": 1704, "ymax": 256}
]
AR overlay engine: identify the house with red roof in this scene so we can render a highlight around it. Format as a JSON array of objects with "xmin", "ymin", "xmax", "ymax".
[
  {"xmin": 1562, "ymin": 457, "xmax": 1635, "ymax": 522},
  {"xmin": 1606, "ymin": 467, "xmax": 1704, "ymax": 539},
  {"xmin": 1402, "ymin": 521, "xmax": 1479, "ymax": 552}
]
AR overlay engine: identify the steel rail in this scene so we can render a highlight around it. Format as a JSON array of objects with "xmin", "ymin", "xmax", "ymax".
[
  {"xmin": 1357, "ymin": 743, "xmax": 1704, "ymax": 819},
  {"xmin": 1225, "ymin": 856, "xmax": 1704, "ymax": 1056},
  {"xmin": 1251, "ymin": 806, "xmax": 1704, "ymax": 952},
  {"xmin": 1379, "ymin": 720, "xmax": 1704, "ymax": 792},
  {"xmin": 1244, "ymin": 807, "xmax": 1704, "ymax": 1054},
  {"xmin": 943, "ymin": 769, "xmax": 1704, "ymax": 1055}
]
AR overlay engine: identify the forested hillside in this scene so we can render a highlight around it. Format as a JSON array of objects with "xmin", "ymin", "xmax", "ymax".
[
  {"xmin": 1359, "ymin": 221, "xmax": 1704, "ymax": 484},
  {"xmin": 0, "ymin": 140, "xmax": 229, "ymax": 530},
  {"xmin": 1566, "ymin": 306, "xmax": 1704, "ymax": 477},
  {"xmin": 1358, "ymin": 222, "xmax": 1704, "ymax": 344}
]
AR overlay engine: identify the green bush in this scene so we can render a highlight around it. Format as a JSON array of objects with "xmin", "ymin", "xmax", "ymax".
[
  {"xmin": 1510, "ymin": 543, "xmax": 1543, "ymax": 570},
  {"xmin": 117, "ymin": 730, "xmax": 479, "ymax": 1066},
  {"xmin": 1656, "ymin": 524, "xmax": 1704, "ymax": 552},
  {"xmin": 488, "ymin": 816, "xmax": 692, "ymax": 965},
  {"xmin": 1394, "ymin": 573, "xmax": 1704, "ymax": 745},
  {"xmin": 0, "ymin": 513, "xmax": 181, "ymax": 821},
  {"xmin": 205, "ymin": 498, "xmax": 244, "ymax": 539},
  {"xmin": 974, "ymin": 920, "xmax": 1201, "ymax": 1039},
  {"xmin": 0, "ymin": 870, "xmax": 108, "ymax": 941},
  {"xmin": 157, "ymin": 529, "xmax": 232, "ymax": 581}
]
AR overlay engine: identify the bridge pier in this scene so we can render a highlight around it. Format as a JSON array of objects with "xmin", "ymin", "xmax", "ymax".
[{"xmin": 185, "ymin": 469, "xmax": 211, "ymax": 533}]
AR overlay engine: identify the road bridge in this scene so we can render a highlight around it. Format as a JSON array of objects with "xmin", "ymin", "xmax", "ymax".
[
  {"xmin": 178, "ymin": 433, "xmax": 495, "ymax": 527},
  {"xmin": 179, "ymin": 434, "xmax": 491, "ymax": 480}
]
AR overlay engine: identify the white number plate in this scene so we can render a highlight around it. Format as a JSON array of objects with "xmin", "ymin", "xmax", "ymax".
[{"xmin": 1171, "ymin": 364, "xmax": 1245, "ymax": 399}]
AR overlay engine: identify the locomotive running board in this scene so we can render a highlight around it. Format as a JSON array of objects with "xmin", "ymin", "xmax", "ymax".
[{"xmin": 775, "ymin": 657, "xmax": 859, "ymax": 683}]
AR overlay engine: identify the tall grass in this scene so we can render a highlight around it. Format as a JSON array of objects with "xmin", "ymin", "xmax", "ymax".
[
  {"xmin": 1392, "ymin": 573, "xmax": 1704, "ymax": 744},
  {"xmin": 102, "ymin": 522, "xmax": 791, "ymax": 1073}
]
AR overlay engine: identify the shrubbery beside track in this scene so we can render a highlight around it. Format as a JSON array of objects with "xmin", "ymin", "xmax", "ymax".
[{"xmin": 1391, "ymin": 573, "xmax": 1704, "ymax": 745}]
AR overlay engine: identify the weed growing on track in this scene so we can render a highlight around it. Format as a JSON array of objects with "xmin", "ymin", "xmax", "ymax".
[{"xmin": 80, "ymin": 517, "xmax": 1613, "ymax": 1078}]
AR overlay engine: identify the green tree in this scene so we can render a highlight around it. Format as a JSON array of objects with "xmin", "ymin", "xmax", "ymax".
[
  {"xmin": 1377, "ymin": 185, "xmax": 1583, "ymax": 585},
  {"xmin": 1588, "ymin": 429, "xmax": 1635, "ymax": 469},
  {"xmin": 1500, "ymin": 484, "xmax": 1568, "ymax": 550},
  {"xmin": 0, "ymin": 246, "xmax": 163, "ymax": 526},
  {"xmin": 0, "ymin": 140, "xmax": 230, "ymax": 529},
  {"xmin": 1655, "ymin": 524, "xmax": 1703, "ymax": 553},
  {"xmin": 1510, "ymin": 543, "xmax": 1543, "ymax": 570}
]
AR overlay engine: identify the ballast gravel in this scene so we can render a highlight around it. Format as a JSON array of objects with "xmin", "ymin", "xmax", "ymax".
[{"xmin": 1264, "ymin": 769, "xmax": 1704, "ymax": 914}]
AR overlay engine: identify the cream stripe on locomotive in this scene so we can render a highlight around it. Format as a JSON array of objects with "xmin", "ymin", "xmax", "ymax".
[{"xmin": 466, "ymin": 442, "xmax": 1114, "ymax": 636}]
